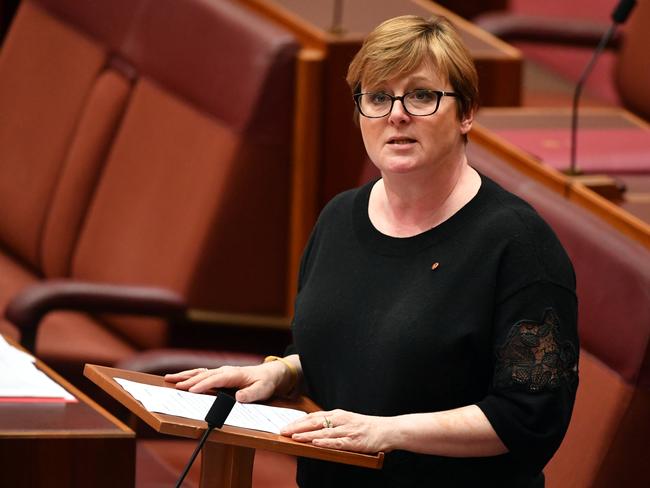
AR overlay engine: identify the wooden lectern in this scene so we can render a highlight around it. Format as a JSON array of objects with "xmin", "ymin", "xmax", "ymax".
[{"xmin": 84, "ymin": 364, "xmax": 384, "ymax": 488}]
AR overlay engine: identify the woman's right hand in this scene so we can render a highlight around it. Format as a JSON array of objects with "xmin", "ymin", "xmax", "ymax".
[{"xmin": 164, "ymin": 362, "xmax": 286, "ymax": 403}]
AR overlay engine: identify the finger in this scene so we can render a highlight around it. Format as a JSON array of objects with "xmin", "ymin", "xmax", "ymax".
[
  {"xmin": 290, "ymin": 424, "xmax": 344, "ymax": 442},
  {"xmin": 281, "ymin": 415, "xmax": 322, "ymax": 435},
  {"xmin": 234, "ymin": 382, "xmax": 273, "ymax": 403},
  {"xmin": 311, "ymin": 436, "xmax": 353, "ymax": 451},
  {"xmin": 164, "ymin": 368, "xmax": 207, "ymax": 383},
  {"xmin": 281, "ymin": 412, "xmax": 330, "ymax": 435},
  {"xmin": 187, "ymin": 367, "xmax": 250, "ymax": 393},
  {"xmin": 175, "ymin": 369, "xmax": 215, "ymax": 390},
  {"xmin": 186, "ymin": 373, "xmax": 231, "ymax": 393},
  {"xmin": 313, "ymin": 436, "xmax": 375, "ymax": 454}
]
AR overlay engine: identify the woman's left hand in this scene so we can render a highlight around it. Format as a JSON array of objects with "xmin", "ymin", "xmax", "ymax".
[{"xmin": 281, "ymin": 409, "xmax": 393, "ymax": 453}]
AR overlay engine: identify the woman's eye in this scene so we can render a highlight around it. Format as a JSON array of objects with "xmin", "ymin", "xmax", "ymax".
[
  {"xmin": 411, "ymin": 90, "xmax": 434, "ymax": 102},
  {"xmin": 370, "ymin": 93, "xmax": 389, "ymax": 104}
]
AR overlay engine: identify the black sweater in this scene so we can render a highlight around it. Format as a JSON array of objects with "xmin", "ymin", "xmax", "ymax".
[{"xmin": 291, "ymin": 175, "xmax": 578, "ymax": 487}]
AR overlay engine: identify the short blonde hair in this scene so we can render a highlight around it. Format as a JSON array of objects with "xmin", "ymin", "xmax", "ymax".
[{"xmin": 347, "ymin": 15, "xmax": 479, "ymax": 122}]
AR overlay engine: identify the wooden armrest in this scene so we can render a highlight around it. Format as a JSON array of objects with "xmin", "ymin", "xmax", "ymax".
[{"xmin": 187, "ymin": 309, "xmax": 291, "ymax": 329}]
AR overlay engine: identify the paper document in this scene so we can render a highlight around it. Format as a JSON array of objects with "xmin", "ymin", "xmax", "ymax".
[
  {"xmin": 0, "ymin": 335, "xmax": 76, "ymax": 401},
  {"xmin": 115, "ymin": 377, "xmax": 307, "ymax": 434}
]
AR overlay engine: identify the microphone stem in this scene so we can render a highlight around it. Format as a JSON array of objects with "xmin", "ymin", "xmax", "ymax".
[
  {"xmin": 569, "ymin": 23, "xmax": 617, "ymax": 175},
  {"xmin": 330, "ymin": 0, "xmax": 344, "ymax": 34},
  {"xmin": 174, "ymin": 426, "xmax": 214, "ymax": 488}
]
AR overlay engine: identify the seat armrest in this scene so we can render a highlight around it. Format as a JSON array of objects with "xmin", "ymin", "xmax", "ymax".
[
  {"xmin": 5, "ymin": 280, "xmax": 186, "ymax": 352},
  {"xmin": 474, "ymin": 13, "xmax": 621, "ymax": 48}
]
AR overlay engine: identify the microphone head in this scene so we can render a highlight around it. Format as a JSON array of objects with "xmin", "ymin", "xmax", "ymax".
[
  {"xmin": 204, "ymin": 391, "xmax": 236, "ymax": 428},
  {"xmin": 612, "ymin": 0, "xmax": 637, "ymax": 24}
]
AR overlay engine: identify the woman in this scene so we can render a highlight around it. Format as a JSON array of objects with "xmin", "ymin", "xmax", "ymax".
[{"xmin": 166, "ymin": 15, "xmax": 578, "ymax": 487}]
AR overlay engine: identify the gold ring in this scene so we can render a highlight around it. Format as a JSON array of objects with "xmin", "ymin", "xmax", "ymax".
[{"xmin": 323, "ymin": 417, "xmax": 333, "ymax": 429}]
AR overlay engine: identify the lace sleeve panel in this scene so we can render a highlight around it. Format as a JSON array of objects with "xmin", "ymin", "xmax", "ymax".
[{"xmin": 494, "ymin": 308, "xmax": 578, "ymax": 393}]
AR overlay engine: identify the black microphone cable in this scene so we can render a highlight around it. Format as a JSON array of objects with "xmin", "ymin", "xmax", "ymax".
[{"xmin": 174, "ymin": 392, "xmax": 237, "ymax": 488}]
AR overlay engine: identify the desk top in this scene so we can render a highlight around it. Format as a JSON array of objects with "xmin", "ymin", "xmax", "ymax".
[
  {"xmin": 476, "ymin": 107, "xmax": 648, "ymax": 130},
  {"xmin": 0, "ymin": 336, "xmax": 132, "ymax": 439},
  {"xmin": 475, "ymin": 106, "xmax": 650, "ymax": 174}
]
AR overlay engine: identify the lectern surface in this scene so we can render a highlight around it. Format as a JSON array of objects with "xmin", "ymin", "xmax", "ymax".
[{"xmin": 85, "ymin": 363, "xmax": 384, "ymax": 470}]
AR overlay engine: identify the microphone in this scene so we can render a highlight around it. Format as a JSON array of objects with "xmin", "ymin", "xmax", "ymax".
[
  {"xmin": 568, "ymin": 0, "xmax": 637, "ymax": 175},
  {"xmin": 174, "ymin": 391, "xmax": 237, "ymax": 488},
  {"xmin": 330, "ymin": 0, "xmax": 344, "ymax": 34},
  {"xmin": 612, "ymin": 0, "xmax": 637, "ymax": 23}
]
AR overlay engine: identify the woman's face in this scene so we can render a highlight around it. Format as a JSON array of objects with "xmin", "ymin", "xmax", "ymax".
[{"xmin": 359, "ymin": 63, "xmax": 473, "ymax": 177}]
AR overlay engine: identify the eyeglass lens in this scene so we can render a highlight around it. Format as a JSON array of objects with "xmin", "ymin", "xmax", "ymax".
[{"xmin": 358, "ymin": 90, "xmax": 441, "ymax": 117}]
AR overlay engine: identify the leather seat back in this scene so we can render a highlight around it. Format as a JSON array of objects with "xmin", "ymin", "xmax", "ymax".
[
  {"xmin": 615, "ymin": 0, "xmax": 650, "ymax": 121},
  {"xmin": 0, "ymin": 1, "xmax": 108, "ymax": 270},
  {"xmin": 68, "ymin": 0, "xmax": 298, "ymax": 348}
]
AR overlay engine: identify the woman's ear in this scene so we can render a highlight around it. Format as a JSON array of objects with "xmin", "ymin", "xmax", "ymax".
[{"xmin": 460, "ymin": 110, "xmax": 474, "ymax": 134}]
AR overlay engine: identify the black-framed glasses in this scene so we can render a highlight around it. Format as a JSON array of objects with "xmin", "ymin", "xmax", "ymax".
[{"xmin": 353, "ymin": 89, "xmax": 458, "ymax": 118}]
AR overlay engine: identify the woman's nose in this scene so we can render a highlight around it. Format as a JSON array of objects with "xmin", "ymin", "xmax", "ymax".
[{"xmin": 388, "ymin": 99, "xmax": 410, "ymax": 124}]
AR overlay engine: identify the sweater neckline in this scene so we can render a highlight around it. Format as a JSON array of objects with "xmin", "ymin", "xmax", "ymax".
[{"xmin": 353, "ymin": 172, "xmax": 490, "ymax": 256}]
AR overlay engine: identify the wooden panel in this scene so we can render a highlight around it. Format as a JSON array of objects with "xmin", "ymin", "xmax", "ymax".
[
  {"xmin": 200, "ymin": 443, "xmax": 255, "ymax": 488},
  {"xmin": 318, "ymin": 40, "xmax": 367, "ymax": 205},
  {"xmin": 0, "ymin": 438, "xmax": 134, "ymax": 488},
  {"xmin": 288, "ymin": 48, "xmax": 326, "ymax": 312},
  {"xmin": 0, "ymin": 336, "xmax": 134, "ymax": 488}
]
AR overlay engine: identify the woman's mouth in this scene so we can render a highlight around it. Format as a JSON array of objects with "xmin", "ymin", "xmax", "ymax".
[{"xmin": 388, "ymin": 137, "xmax": 416, "ymax": 145}]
